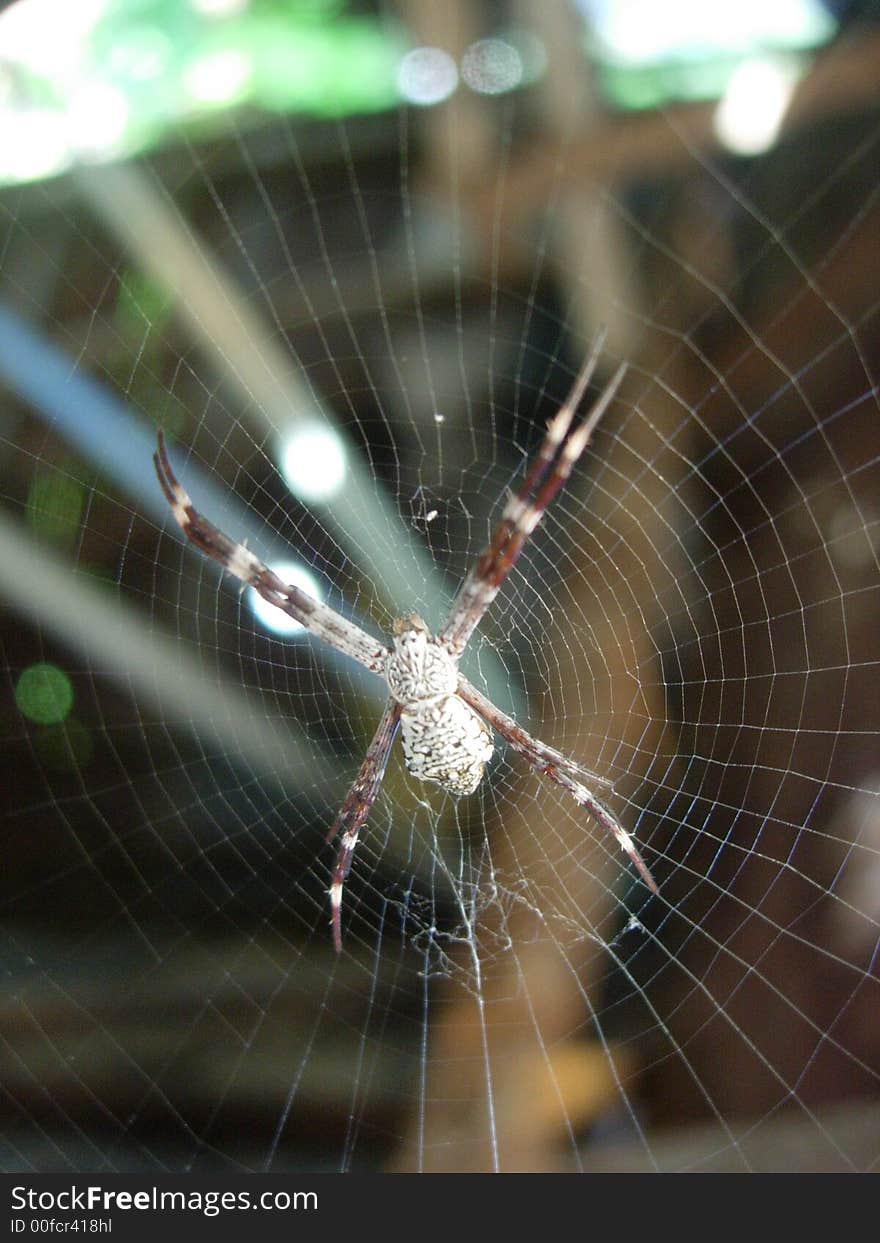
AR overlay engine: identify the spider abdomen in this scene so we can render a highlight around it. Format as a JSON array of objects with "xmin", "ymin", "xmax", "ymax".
[{"xmin": 399, "ymin": 696, "xmax": 493, "ymax": 796}]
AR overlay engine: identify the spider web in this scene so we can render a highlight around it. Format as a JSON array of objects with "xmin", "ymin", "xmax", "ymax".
[{"xmin": 1, "ymin": 1, "xmax": 879, "ymax": 1175}]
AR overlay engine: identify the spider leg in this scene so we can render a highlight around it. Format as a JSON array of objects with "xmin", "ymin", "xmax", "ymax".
[
  {"xmin": 438, "ymin": 337, "xmax": 626, "ymax": 659},
  {"xmin": 154, "ymin": 431, "xmax": 388, "ymax": 675},
  {"xmin": 545, "ymin": 766, "xmax": 659, "ymax": 896},
  {"xmin": 457, "ymin": 678, "xmax": 658, "ymax": 895},
  {"xmin": 456, "ymin": 675, "xmax": 611, "ymax": 790},
  {"xmin": 327, "ymin": 699, "xmax": 402, "ymax": 952}
]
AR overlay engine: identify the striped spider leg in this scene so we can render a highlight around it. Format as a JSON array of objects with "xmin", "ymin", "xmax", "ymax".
[
  {"xmin": 438, "ymin": 333, "xmax": 621, "ymax": 658},
  {"xmin": 326, "ymin": 699, "xmax": 401, "ymax": 952},
  {"xmin": 155, "ymin": 433, "xmax": 389, "ymax": 675},
  {"xmin": 457, "ymin": 677, "xmax": 658, "ymax": 894}
]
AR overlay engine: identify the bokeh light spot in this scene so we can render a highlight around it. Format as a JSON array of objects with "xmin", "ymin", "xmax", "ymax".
[{"xmin": 15, "ymin": 663, "xmax": 75, "ymax": 726}]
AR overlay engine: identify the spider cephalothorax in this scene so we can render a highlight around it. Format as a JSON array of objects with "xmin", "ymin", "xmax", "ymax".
[
  {"xmin": 154, "ymin": 335, "xmax": 658, "ymax": 952},
  {"xmin": 386, "ymin": 613, "xmax": 455, "ymax": 703}
]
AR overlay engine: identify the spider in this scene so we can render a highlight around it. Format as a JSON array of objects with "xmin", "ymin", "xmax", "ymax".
[{"xmin": 154, "ymin": 337, "xmax": 658, "ymax": 951}]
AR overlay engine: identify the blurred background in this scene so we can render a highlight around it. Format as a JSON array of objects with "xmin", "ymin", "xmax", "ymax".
[{"xmin": 1, "ymin": 0, "xmax": 879, "ymax": 1172}]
